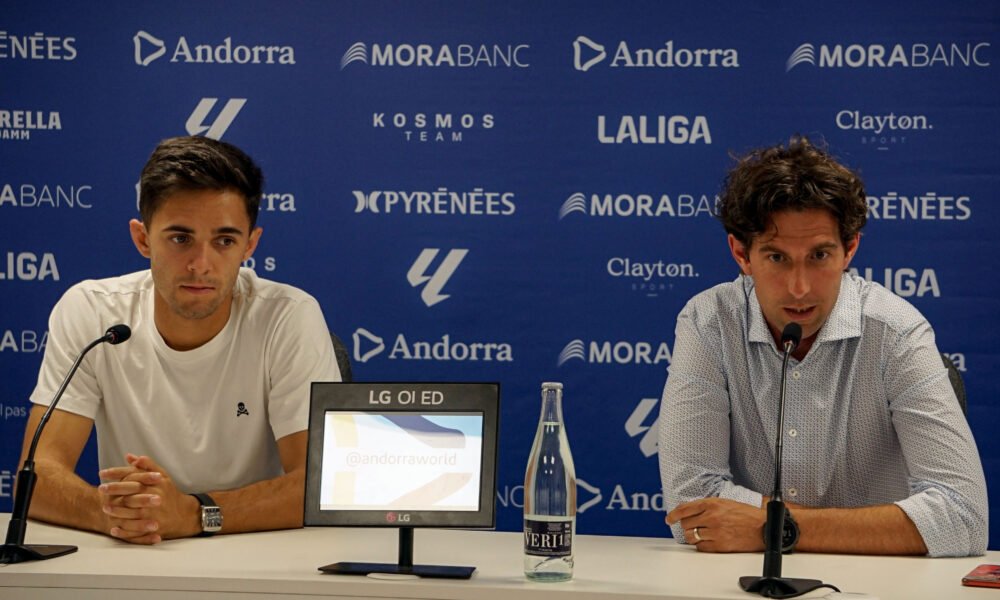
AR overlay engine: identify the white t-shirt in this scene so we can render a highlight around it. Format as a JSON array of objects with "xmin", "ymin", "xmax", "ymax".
[{"xmin": 30, "ymin": 268, "xmax": 341, "ymax": 493}]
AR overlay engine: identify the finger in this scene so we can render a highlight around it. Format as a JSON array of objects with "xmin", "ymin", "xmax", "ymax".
[
  {"xmin": 666, "ymin": 500, "xmax": 707, "ymax": 525},
  {"xmin": 129, "ymin": 454, "xmax": 166, "ymax": 474},
  {"xmin": 98, "ymin": 481, "xmax": 147, "ymax": 496},
  {"xmin": 102, "ymin": 504, "xmax": 151, "ymax": 520},
  {"xmin": 110, "ymin": 526, "xmax": 162, "ymax": 545},
  {"xmin": 119, "ymin": 493, "xmax": 163, "ymax": 509},
  {"xmin": 121, "ymin": 471, "xmax": 163, "ymax": 485},
  {"xmin": 109, "ymin": 517, "xmax": 160, "ymax": 535},
  {"xmin": 99, "ymin": 466, "xmax": 142, "ymax": 481}
]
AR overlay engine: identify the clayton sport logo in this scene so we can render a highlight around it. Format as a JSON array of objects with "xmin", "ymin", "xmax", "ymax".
[
  {"xmin": 786, "ymin": 42, "xmax": 990, "ymax": 71},
  {"xmin": 352, "ymin": 327, "xmax": 513, "ymax": 363},
  {"xmin": 133, "ymin": 30, "xmax": 295, "ymax": 66},
  {"xmin": 340, "ymin": 41, "xmax": 529, "ymax": 69},
  {"xmin": 407, "ymin": 249, "xmax": 468, "ymax": 307},
  {"xmin": 573, "ymin": 35, "xmax": 738, "ymax": 71}
]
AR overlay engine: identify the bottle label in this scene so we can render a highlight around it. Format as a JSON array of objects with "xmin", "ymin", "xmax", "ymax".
[{"xmin": 523, "ymin": 517, "xmax": 573, "ymax": 557}]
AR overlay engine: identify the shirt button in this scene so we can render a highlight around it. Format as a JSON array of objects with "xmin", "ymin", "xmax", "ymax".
[
  {"xmin": 788, "ymin": 428, "xmax": 798, "ymax": 437},
  {"xmin": 792, "ymin": 371, "xmax": 801, "ymax": 380},
  {"xmin": 788, "ymin": 488, "xmax": 798, "ymax": 498}
]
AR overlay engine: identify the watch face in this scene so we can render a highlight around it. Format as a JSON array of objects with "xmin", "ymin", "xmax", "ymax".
[
  {"xmin": 202, "ymin": 506, "xmax": 223, "ymax": 532},
  {"xmin": 782, "ymin": 515, "xmax": 799, "ymax": 551}
]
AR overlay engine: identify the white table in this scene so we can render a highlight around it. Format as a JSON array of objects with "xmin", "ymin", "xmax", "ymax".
[{"xmin": 0, "ymin": 515, "xmax": 996, "ymax": 599}]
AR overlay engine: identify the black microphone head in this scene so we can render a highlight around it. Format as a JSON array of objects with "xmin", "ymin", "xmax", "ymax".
[
  {"xmin": 105, "ymin": 324, "xmax": 132, "ymax": 345},
  {"xmin": 780, "ymin": 322, "xmax": 802, "ymax": 352}
]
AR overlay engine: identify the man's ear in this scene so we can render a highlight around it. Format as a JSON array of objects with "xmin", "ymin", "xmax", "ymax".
[
  {"xmin": 242, "ymin": 226, "xmax": 263, "ymax": 262},
  {"xmin": 129, "ymin": 219, "xmax": 151, "ymax": 259},
  {"xmin": 728, "ymin": 234, "xmax": 752, "ymax": 276},
  {"xmin": 843, "ymin": 233, "xmax": 860, "ymax": 269}
]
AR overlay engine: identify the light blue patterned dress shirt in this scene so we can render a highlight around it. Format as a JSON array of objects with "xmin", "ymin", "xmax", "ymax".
[{"xmin": 658, "ymin": 273, "xmax": 988, "ymax": 557}]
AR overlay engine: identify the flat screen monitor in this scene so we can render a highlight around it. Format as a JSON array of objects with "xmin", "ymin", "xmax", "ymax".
[{"xmin": 305, "ymin": 382, "xmax": 499, "ymax": 529}]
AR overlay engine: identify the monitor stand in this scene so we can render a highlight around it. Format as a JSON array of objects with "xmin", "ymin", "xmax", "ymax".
[{"xmin": 319, "ymin": 527, "xmax": 476, "ymax": 579}]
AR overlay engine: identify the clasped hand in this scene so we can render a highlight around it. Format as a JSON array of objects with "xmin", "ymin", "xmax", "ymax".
[
  {"xmin": 665, "ymin": 497, "xmax": 767, "ymax": 553},
  {"xmin": 98, "ymin": 453, "xmax": 197, "ymax": 544}
]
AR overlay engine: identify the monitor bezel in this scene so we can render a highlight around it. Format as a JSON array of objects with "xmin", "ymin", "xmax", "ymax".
[{"xmin": 304, "ymin": 382, "xmax": 499, "ymax": 528}]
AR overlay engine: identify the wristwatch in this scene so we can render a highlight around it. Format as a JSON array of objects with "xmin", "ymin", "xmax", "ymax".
[
  {"xmin": 191, "ymin": 493, "xmax": 223, "ymax": 537},
  {"xmin": 780, "ymin": 507, "xmax": 799, "ymax": 553}
]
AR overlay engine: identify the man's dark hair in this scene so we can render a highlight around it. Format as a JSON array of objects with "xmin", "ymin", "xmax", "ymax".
[
  {"xmin": 717, "ymin": 135, "xmax": 867, "ymax": 249},
  {"xmin": 139, "ymin": 136, "xmax": 263, "ymax": 228}
]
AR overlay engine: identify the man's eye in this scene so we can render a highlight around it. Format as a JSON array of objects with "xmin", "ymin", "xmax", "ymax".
[
  {"xmin": 767, "ymin": 254, "xmax": 784, "ymax": 263},
  {"xmin": 813, "ymin": 251, "xmax": 830, "ymax": 260},
  {"xmin": 218, "ymin": 238, "xmax": 237, "ymax": 247},
  {"xmin": 170, "ymin": 235, "xmax": 189, "ymax": 244}
]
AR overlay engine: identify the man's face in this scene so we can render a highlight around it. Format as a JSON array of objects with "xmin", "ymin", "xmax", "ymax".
[
  {"xmin": 728, "ymin": 209, "xmax": 859, "ymax": 345},
  {"xmin": 130, "ymin": 188, "xmax": 261, "ymax": 330}
]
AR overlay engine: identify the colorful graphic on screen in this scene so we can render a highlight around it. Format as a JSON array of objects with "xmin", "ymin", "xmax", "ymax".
[{"xmin": 320, "ymin": 412, "xmax": 484, "ymax": 511}]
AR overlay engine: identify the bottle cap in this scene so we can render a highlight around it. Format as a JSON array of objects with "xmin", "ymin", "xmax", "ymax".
[{"xmin": 541, "ymin": 382, "xmax": 563, "ymax": 390}]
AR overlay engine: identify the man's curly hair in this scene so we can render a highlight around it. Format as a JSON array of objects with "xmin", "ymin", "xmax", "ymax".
[{"xmin": 718, "ymin": 136, "xmax": 867, "ymax": 249}]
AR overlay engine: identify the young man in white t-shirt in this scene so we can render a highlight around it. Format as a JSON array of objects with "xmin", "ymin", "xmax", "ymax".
[{"xmin": 22, "ymin": 136, "xmax": 341, "ymax": 544}]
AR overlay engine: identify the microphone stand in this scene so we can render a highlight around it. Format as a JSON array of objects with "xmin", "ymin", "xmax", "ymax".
[
  {"xmin": 739, "ymin": 325, "xmax": 829, "ymax": 598},
  {"xmin": 1, "ymin": 326, "xmax": 130, "ymax": 564}
]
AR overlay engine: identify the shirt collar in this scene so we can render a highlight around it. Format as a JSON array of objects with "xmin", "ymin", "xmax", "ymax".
[{"xmin": 744, "ymin": 272, "xmax": 863, "ymax": 347}]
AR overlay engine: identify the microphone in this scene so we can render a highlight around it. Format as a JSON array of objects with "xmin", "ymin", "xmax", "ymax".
[
  {"xmin": 1, "ymin": 324, "xmax": 132, "ymax": 564},
  {"xmin": 740, "ymin": 322, "xmax": 832, "ymax": 598}
]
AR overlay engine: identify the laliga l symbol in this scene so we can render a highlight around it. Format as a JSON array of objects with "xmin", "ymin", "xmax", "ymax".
[
  {"xmin": 573, "ymin": 36, "xmax": 606, "ymax": 72},
  {"xmin": 133, "ymin": 31, "xmax": 166, "ymax": 66}
]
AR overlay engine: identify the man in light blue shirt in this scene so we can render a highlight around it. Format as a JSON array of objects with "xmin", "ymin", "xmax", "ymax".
[{"xmin": 659, "ymin": 136, "xmax": 987, "ymax": 557}]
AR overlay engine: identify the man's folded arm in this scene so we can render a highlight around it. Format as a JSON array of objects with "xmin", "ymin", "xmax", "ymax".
[{"xmin": 19, "ymin": 405, "xmax": 109, "ymax": 534}]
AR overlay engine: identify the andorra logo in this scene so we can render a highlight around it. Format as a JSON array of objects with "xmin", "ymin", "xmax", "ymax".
[
  {"xmin": 573, "ymin": 36, "xmax": 607, "ymax": 71},
  {"xmin": 133, "ymin": 30, "xmax": 166, "ymax": 66},
  {"xmin": 353, "ymin": 327, "xmax": 385, "ymax": 363}
]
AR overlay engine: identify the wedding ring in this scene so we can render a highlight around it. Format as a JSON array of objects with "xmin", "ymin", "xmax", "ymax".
[{"xmin": 692, "ymin": 527, "xmax": 702, "ymax": 542}]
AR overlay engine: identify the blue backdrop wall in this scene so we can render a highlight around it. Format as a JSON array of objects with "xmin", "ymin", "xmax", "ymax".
[{"xmin": 2, "ymin": 0, "xmax": 999, "ymax": 546}]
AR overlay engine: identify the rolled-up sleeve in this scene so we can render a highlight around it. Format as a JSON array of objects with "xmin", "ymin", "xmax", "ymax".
[
  {"xmin": 658, "ymin": 300, "xmax": 763, "ymax": 542},
  {"xmin": 886, "ymin": 321, "xmax": 988, "ymax": 557}
]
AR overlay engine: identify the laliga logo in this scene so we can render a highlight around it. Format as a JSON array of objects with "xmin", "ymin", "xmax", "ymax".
[
  {"xmin": 341, "ymin": 42, "xmax": 368, "ymax": 69},
  {"xmin": 786, "ymin": 43, "xmax": 816, "ymax": 71},
  {"xmin": 353, "ymin": 328, "xmax": 385, "ymax": 363},
  {"xmin": 559, "ymin": 193, "xmax": 588, "ymax": 220},
  {"xmin": 573, "ymin": 36, "xmax": 606, "ymax": 71},
  {"xmin": 185, "ymin": 98, "xmax": 246, "ymax": 139},
  {"xmin": 625, "ymin": 398, "xmax": 660, "ymax": 458},
  {"xmin": 133, "ymin": 31, "xmax": 166, "ymax": 66},
  {"xmin": 407, "ymin": 249, "xmax": 468, "ymax": 307}
]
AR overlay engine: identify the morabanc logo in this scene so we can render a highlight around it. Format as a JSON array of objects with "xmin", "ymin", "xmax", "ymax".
[
  {"xmin": 340, "ymin": 41, "xmax": 530, "ymax": 69},
  {"xmin": 557, "ymin": 339, "xmax": 672, "ymax": 367},
  {"xmin": 559, "ymin": 191, "xmax": 719, "ymax": 219},
  {"xmin": 786, "ymin": 41, "xmax": 990, "ymax": 71}
]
